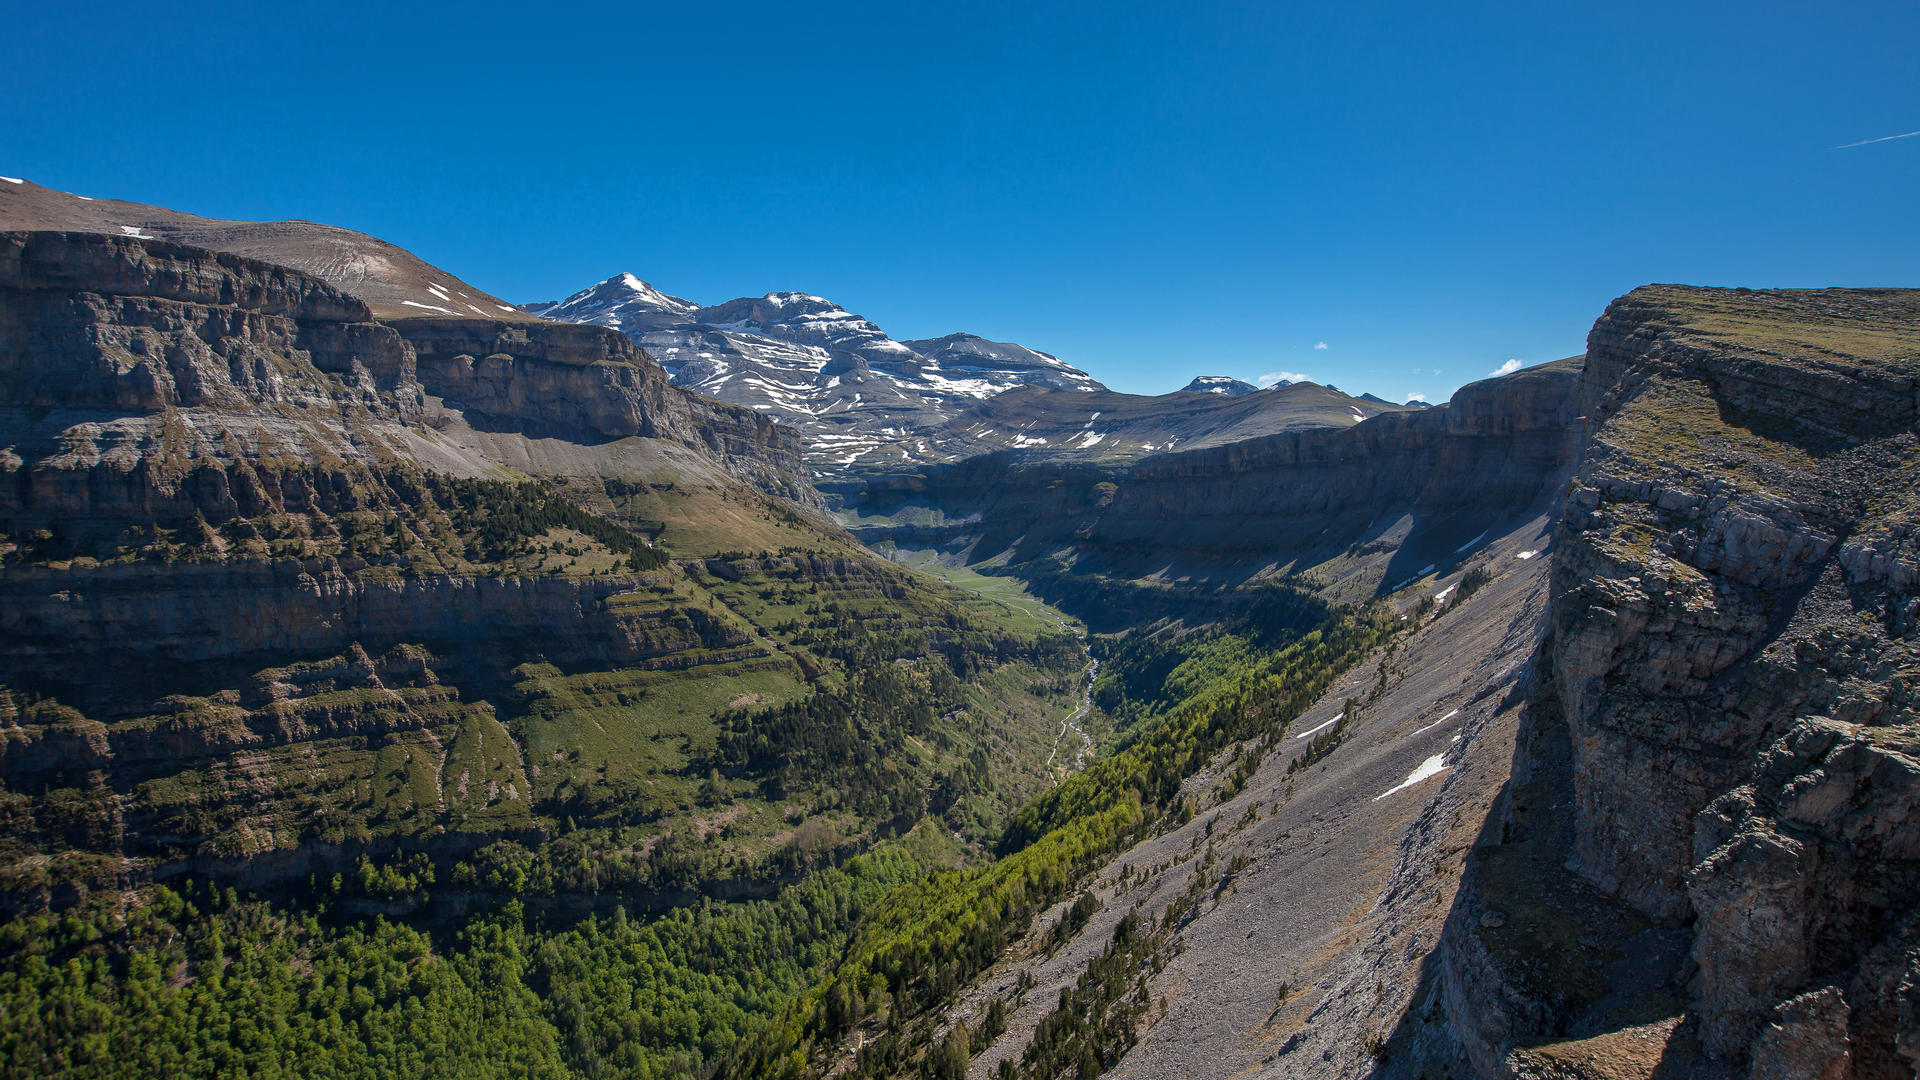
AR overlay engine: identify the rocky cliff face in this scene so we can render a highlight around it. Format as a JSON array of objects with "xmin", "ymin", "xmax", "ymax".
[
  {"xmin": 393, "ymin": 314, "xmax": 814, "ymax": 503},
  {"xmin": 1550, "ymin": 285, "xmax": 1920, "ymax": 1074},
  {"xmin": 848, "ymin": 359, "xmax": 1582, "ymax": 623},
  {"xmin": 1431, "ymin": 285, "xmax": 1920, "ymax": 1078},
  {"xmin": 1091, "ymin": 359, "xmax": 1581, "ymax": 563},
  {"xmin": 0, "ymin": 230, "xmax": 428, "ymax": 536},
  {"xmin": 0, "ymin": 229, "xmax": 839, "ymax": 908},
  {"xmin": 0, "ymin": 181, "xmax": 819, "ymax": 506}
]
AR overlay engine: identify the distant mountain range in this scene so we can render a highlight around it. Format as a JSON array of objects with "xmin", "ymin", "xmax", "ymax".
[
  {"xmin": 526, "ymin": 274, "xmax": 1103, "ymax": 463},
  {"xmin": 529, "ymin": 275, "xmax": 1427, "ymax": 475}
]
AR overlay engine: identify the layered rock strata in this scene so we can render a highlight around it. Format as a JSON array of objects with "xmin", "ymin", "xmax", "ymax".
[
  {"xmin": 1439, "ymin": 285, "xmax": 1920, "ymax": 1077},
  {"xmin": 849, "ymin": 358, "xmax": 1583, "ymax": 621},
  {"xmin": 0, "ymin": 230, "xmax": 818, "ymax": 906}
]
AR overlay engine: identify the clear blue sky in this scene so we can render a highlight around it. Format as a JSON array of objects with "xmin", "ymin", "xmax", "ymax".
[{"xmin": 5, "ymin": 1, "xmax": 1916, "ymax": 400}]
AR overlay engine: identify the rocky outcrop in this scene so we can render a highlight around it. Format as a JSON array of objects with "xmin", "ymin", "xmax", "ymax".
[
  {"xmin": 0, "ymin": 230, "xmax": 433, "ymax": 537},
  {"xmin": 0, "ymin": 230, "xmax": 817, "ymax": 903},
  {"xmin": 1438, "ymin": 285, "xmax": 1920, "ymax": 1076},
  {"xmin": 0, "ymin": 559, "xmax": 756, "ymax": 695},
  {"xmin": 397, "ymin": 315, "xmax": 815, "ymax": 504}
]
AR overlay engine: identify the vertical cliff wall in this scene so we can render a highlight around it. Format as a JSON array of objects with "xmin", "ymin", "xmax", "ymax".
[
  {"xmin": 1437, "ymin": 285, "xmax": 1920, "ymax": 1078},
  {"xmin": 847, "ymin": 358, "xmax": 1583, "ymax": 626}
]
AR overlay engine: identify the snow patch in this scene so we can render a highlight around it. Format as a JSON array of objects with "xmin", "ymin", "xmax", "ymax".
[
  {"xmin": 1294, "ymin": 713, "xmax": 1343, "ymax": 740},
  {"xmin": 1515, "ymin": 550, "xmax": 1538, "ymax": 560},
  {"xmin": 0, "ymin": 177, "xmax": 22, "ymax": 185},
  {"xmin": 1455, "ymin": 530, "xmax": 1488, "ymax": 554},
  {"xmin": 400, "ymin": 300, "xmax": 460, "ymax": 316},
  {"xmin": 1411, "ymin": 709, "xmax": 1459, "ymax": 736},
  {"xmin": 1375, "ymin": 754, "xmax": 1449, "ymax": 800}
]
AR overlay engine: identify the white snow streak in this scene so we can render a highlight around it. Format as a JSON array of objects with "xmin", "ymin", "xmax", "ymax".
[
  {"xmin": 1375, "ymin": 754, "xmax": 1449, "ymax": 800},
  {"xmin": 1294, "ymin": 713, "xmax": 1343, "ymax": 740}
]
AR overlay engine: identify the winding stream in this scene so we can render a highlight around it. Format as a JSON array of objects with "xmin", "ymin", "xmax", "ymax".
[{"xmin": 1039, "ymin": 611, "xmax": 1098, "ymax": 783}]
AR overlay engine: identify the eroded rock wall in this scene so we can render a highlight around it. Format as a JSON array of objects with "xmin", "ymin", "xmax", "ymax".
[
  {"xmin": 1449, "ymin": 285, "xmax": 1920, "ymax": 1076},
  {"xmin": 396, "ymin": 316, "xmax": 815, "ymax": 504},
  {"xmin": 856, "ymin": 360, "xmax": 1581, "ymax": 568}
]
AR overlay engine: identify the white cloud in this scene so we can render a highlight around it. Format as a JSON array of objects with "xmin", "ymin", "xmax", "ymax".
[
  {"xmin": 1489, "ymin": 358, "xmax": 1523, "ymax": 377},
  {"xmin": 1258, "ymin": 371, "xmax": 1310, "ymax": 387},
  {"xmin": 1432, "ymin": 368, "xmax": 1443, "ymax": 376},
  {"xmin": 1406, "ymin": 392, "xmax": 1428, "ymax": 403},
  {"xmin": 1313, "ymin": 341, "xmax": 1329, "ymax": 350}
]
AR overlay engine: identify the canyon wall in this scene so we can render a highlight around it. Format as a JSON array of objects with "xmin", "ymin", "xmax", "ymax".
[
  {"xmin": 1438, "ymin": 285, "xmax": 1920, "ymax": 1078},
  {"xmin": 0, "ymin": 230, "xmax": 821, "ymax": 907},
  {"xmin": 849, "ymin": 357, "xmax": 1583, "ymax": 626}
]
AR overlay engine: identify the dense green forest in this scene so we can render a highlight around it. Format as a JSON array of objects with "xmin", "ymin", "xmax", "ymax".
[
  {"xmin": 0, "ymin": 589, "xmax": 1387, "ymax": 1080},
  {"xmin": 721, "ymin": 603, "xmax": 1390, "ymax": 1079},
  {"xmin": 0, "ymin": 844, "xmax": 936, "ymax": 1080}
]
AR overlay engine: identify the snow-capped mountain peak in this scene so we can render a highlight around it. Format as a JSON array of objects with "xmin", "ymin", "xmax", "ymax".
[
  {"xmin": 616, "ymin": 273, "xmax": 699, "ymax": 311},
  {"xmin": 523, "ymin": 273, "xmax": 698, "ymax": 330},
  {"xmin": 528, "ymin": 273, "xmax": 1106, "ymax": 472},
  {"xmin": 1181, "ymin": 375, "xmax": 1261, "ymax": 396}
]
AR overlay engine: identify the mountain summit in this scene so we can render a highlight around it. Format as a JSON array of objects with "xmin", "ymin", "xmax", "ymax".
[
  {"xmin": 522, "ymin": 272, "xmax": 698, "ymax": 331},
  {"xmin": 531, "ymin": 273, "xmax": 1105, "ymax": 466},
  {"xmin": 1180, "ymin": 375, "xmax": 1261, "ymax": 395}
]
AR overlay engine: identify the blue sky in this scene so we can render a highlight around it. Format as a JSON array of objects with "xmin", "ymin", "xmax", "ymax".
[{"xmin": 5, "ymin": 1, "xmax": 1916, "ymax": 399}]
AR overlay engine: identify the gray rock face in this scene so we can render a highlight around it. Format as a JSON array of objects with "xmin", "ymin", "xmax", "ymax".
[
  {"xmin": 846, "ymin": 360, "xmax": 1581, "ymax": 626},
  {"xmin": 1442, "ymin": 284, "xmax": 1920, "ymax": 1075},
  {"xmin": 1748, "ymin": 984, "xmax": 1853, "ymax": 1080},
  {"xmin": 0, "ymin": 231, "xmax": 816, "ymax": 520},
  {"xmin": 0, "ymin": 230, "xmax": 426, "ymax": 535}
]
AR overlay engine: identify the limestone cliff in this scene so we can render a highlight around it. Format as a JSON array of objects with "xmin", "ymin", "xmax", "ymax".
[
  {"xmin": 847, "ymin": 357, "xmax": 1583, "ymax": 622},
  {"xmin": 0, "ymin": 230, "xmax": 428, "ymax": 535},
  {"xmin": 396, "ymin": 315, "xmax": 815, "ymax": 503},
  {"xmin": 0, "ymin": 175, "xmax": 820, "ymax": 508},
  {"xmin": 0, "ymin": 230, "xmax": 758, "ymax": 901},
  {"xmin": 1437, "ymin": 285, "xmax": 1920, "ymax": 1078}
]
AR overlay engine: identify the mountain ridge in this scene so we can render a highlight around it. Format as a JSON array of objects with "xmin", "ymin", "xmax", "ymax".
[{"xmin": 529, "ymin": 272, "xmax": 1108, "ymax": 469}]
